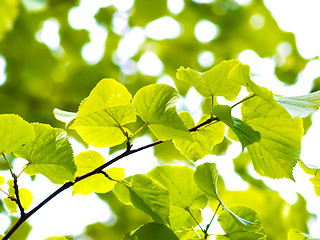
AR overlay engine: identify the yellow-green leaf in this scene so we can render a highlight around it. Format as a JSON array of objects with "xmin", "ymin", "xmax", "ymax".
[
  {"xmin": 242, "ymin": 97, "xmax": 303, "ymax": 179},
  {"xmin": 19, "ymin": 188, "xmax": 33, "ymax": 210},
  {"xmin": 73, "ymin": 150, "xmax": 125, "ymax": 195},
  {"xmin": 14, "ymin": 123, "xmax": 76, "ymax": 184},
  {"xmin": 0, "ymin": 114, "xmax": 34, "ymax": 154},
  {"xmin": 132, "ymin": 84, "xmax": 192, "ymax": 141},
  {"xmin": 0, "ymin": 0, "xmax": 19, "ymax": 41},
  {"xmin": 4, "ymin": 197, "xmax": 17, "ymax": 213},
  {"xmin": 288, "ymin": 229, "xmax": 318, "ymax": 240},
  {"xmin": 173, "ymin": 113, "xmax": 225, "ymax": 161}
]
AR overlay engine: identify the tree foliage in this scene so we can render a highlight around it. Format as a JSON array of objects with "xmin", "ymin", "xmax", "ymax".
[{"xmin": 0, "ymin": 0, "xmax": 319, "ymax": 240}]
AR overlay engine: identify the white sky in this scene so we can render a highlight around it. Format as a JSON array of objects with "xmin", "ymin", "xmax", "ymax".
[{"xmin": 1, "ymin": 0, "xmax": 320, "ymax": 239}]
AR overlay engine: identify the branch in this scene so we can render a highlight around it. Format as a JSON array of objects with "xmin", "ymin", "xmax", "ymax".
[
  {"xmin": 13, "ymin": 177, "xmax": 25, "ymax": 217},
  {"xmin": 3, "ymin": 116, "xmax": 218, "ymax": 239}
]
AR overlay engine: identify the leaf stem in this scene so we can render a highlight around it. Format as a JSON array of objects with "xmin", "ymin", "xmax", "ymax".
[
  {"xmin": 231, "ymin": 94, "xmax": 256, "ymax": 109},
  {"xmin": 2, "ymin": 154, "xmax": 14, "ymax": 178},
  {"xmin": 186, "ymin": 208, "xmax": 205, "ymax": 233},
  {"xmin": 205, "ymin": 202, "xmax": 221, "ymax": 238},
  {"xmin": 130, "ymin": 122, "xmax": 148, "ymax": 140}
]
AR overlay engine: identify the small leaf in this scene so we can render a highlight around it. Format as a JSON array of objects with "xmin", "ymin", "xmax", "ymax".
[
  {"xmin": 275, "ymin": 90, "xmax": 320, "ymax": 118},
  {"xmin": 217, "ymin": 206, "xmax": 265, "ymax": 240},
  {"xmin": 123, "ymin": 223, "xmax": 179, "ymax": 240},
  {"xmin": 4, "ymin": 197, "xmax": 17, "ymax": 213},
  {"xmin": 148, "ymin": 165, "xmax": 207, "ymax": 209},
  {"xmin": 288, "ymin": 229, "xmax": 318, "ymax": 240},
  {"xmin": 173, "ymin": 113, "xmax": 225, "ymax": 161},
  {"xmin": 242, "ymin": 97, "xmax": 303, "ymax": 179},
  {"xmin": 71, "ymin": 78, "xmax": 136, "ymax": 147},
  {"xmin": 0, "ymin": 114, "xmax": 34, "ymax": 154},
  {"xmin": 19, "ymin": 188, "xmax": 33, "ymax": 210},
  {"xmin": 132, "ymin": 84, "xmax": 192, "ymax": 141},
  {"xmin": 14, "ymin": 123, "xmax": 76, "ymax": 184},
  {"xmin": 0, "ymin": 176, "xmax": 4, "ymax": 186},
  {"xmin": 72, "ymin": 150, "xmax": 125, "ymax": 195},
  {"xmin": 53, "ymin": 108, "xmax": 77, "ymax": 127}
]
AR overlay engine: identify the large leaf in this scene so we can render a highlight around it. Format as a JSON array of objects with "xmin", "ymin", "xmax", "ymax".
[
  {"xmin": 217, "ymin": 206, "xmax": 265, "ymax": 240},
  {"xmin": 71, "ymin": 78, "xmax": 136, "ymax": 147},
  {"xmin": 242, "ymin": 97, "xmax": 303, "ymax": 179},
  {"xmin": 194, "ymin": 163, "xmax": 259, "ymax": 231},
  {"xmin": 72, "ymin": 150, "xmax": 125, "ymax": 195},
  {"xmin": 0, "ymin": 114, "xmax": 34, "ymax": 154},
  {"xmin": 275, "ymin": 90, "xmax": 320, "ymax": 118},
  {"xmin": 14, "ymin": 123, "xmax": 76, "ymax": 184},
  {"xmin": 123, "ymin": 223, "xmax": 178, "ymax": 240},
  {"xmin": 173, "ymin": 113, "xmax": 225, "ymax": 161},
  {"xmin": 132, "ymin": 84, "xmax": 192, "ymax": 141},
  {"xmin": 177, "ymin": 60, "xmax": 245, "ymax": 101},
  {"xmin": 148, "ymin": 165, "xmax": 207, "ymax": 209},
  {"xmin": 114, "ymin": 174, "xmax": 170, "ymax": 224}
]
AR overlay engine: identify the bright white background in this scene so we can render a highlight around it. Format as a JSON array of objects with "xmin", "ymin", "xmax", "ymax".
[{"xmin": 1, "ymin": 0, "xmax": 320, "ymax": 239}]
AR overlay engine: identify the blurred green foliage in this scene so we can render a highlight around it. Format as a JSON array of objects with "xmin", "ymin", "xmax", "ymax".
[{"xmin": 0, "ymin": 0, "xmax": 315, "ymax": 239}]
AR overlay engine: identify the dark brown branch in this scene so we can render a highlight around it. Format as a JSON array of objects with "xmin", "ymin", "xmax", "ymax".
[{"xmin": 13, "ymin": 177, "xmax": 25, "ymax": 217}]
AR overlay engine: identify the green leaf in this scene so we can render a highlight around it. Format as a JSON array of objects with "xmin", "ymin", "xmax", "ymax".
[
  {"xmin": 115, "ymin": 174, "xmax": 170, "ymax": 224},
  {"xmin": 177, "ymin": 60, "xmax": 245, "ymax": 101},
  {"xmin": 288, "ymin": 229, "xmax": 318, "ymax": 240},
  {"xmin": 148, "ymin": 165, "xmax": 207, "ymax": 209},
  {"xmin": 170, "ymin": 205, "xmax": 202, "ymax": 231},
  {"xmin": 212, "ymin": 105, "xmax": 260, "ymax": 149},
  {"xmin": 132, "ymin": 84, "xmax": 192, "ymax": 141},
  {"xmin": 71, "ymin": 78, "xmax": 136, "ymax": 147},
  {"xmin": 19, "ymin": 188, "xmax": 33, "ymax": 210},
  {"xmin": 173, "ymin": 113, "xmax": 225, "ymax": 161},
  {"xmin": 123, "ymin": 223, "xmax": 179, "ymax": 240},
  {"xmin": 53, "ymin": 108, "xmax": 77, "ymax": 127},
  {"xmin": 0, "ymin": 176, "xmax": 4, "ymax": 187},
  {"xmin": 300, "ymin": 161, "xmax": 320, "ymax": 196},
  {"xmin": 194, "ymin": 163, "xmax": 259, "ymax": 231},
  {"xmin": 72, "ymin": 150, "xmax": 125, "ymax": 195},
  {"xmin": 4, "ymin": 197, "xmax": 17, "ymax": 213},
  {"xmin": 0, "ymin": 0, "xmax": 19, "ymax": 40},
  {"xmin": 242, "ymin": 97, "xmax": 303, "ymax": 179},
  {"xmin": 275, "ymin": 90, "xmax": 320, "ymax": 118},
  {"xmin": 44, "ymin": 237, "xmax": 68, "ymax": 240},
  {"xmin": 0, "ymin": 114, "xmax": 34, "ymax": 154},
  {"xmin": 14, "ymin": 123, "xmax": 76, "ymax": 184},
  {"xmin": 217, "ymin": 206, "xmax": 265, "ymax": 240}
]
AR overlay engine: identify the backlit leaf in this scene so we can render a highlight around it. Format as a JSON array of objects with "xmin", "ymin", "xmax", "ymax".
[
  {"xmin": 73, "ymin": 150, "xmax": 125, "ymax": 195},
  {"xmin": 217, "ymin": 206, "xmax": 265, "ymax": 240},
  {"xmin": 288, "ymin": 229, "xmax": 318, "ymax": 240},
  {"xmin": 177, "ymin": 60, "xmax": 245, "ymax": 101},
  {"xmin": 19, "ymin": 188, "xmax": 33, "ymax": 211},
  {"xmin": 53, "ymin": 108, "xmax": 77, "ymax": 127},
  {"xmin": 123, "ymin": 223, "xmax": 178, "ymax": 240},
  {"xmin": 71, "ymin": 78, "xmax": 136, "ymax": 147},
  {"xmin": 299, "ymin": 161, "xmax": 320, "ymax": 196},
  {"xmin": 4, "ymin": 197, "xmax": 17, "ymax": 213},
  {"xmin": 242, "ymin": 97, "xmax": 303, "ymax": 179},
  {"xmin": 148, "ymin": 165, "xmax": 207, "ymax": 209},
  {"xmin": 115, "ymin": 174, "xmax": 170, "ymax": 224},
  {"xmin": 0, "ymin": 114, "xmax": 34, "ymax": 154},
  {"xmin": 275, "ymin": 90, "xmax": 320, "ymax": 118},
  {"xmin": 173, "ymin": 113, "xmax": 225, "ymax": 161},
  {"xmin": 132, "ymin": 84, "xmax": 192, "ymax": 141},
  {"xmin": 14, "ymin": 123, "xmax": 76, "ymax": 184}
]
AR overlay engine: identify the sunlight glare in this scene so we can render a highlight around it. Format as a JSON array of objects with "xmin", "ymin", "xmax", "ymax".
[
  {"xmin": 198, "ymin": 51, "xmax": 215, "ymax": 68},
  {"xmin": 36, "ymin": 19, "xmax": 60, "ymax": 50},
  {"xmin": 137, "ymin": 52, "xmax": 164, "ymax": 76},
  {"xmin": 0, "ymin": 56, "xmax": 6, "ymax": 86},
  {"xmin": 145, "ymin": 17, "xmax": 181, "ymax": 40},
  {"xmin": 195, "ymin": 20, "xmax": 219, "ymax": 43},
  {"xmin": 167, "ymin": 0, "xmax": 185, "ymax": 15}
]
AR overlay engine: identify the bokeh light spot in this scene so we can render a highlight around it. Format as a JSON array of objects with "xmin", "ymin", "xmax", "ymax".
[
  {"xmin": 198, "ymin": 51, "xmax": 215, "ymax": 68},
  {"xmin": 145, "ymin": 17, "xmax": 181, "ymax": 40},
  {"xmin": 167, "ymin": 0, "xmax": 185, "ymax": 15},
  {"xmin": 250, "ymin": 13, "xmax": 265, "ymax": 30},
  {"xmin": 36, "ymin": 18, "xmax": 60, "ymax": 50},
  {"xmin": 195, "ymin": 20, "xmax": 219, "ymax": 43},
  {"xmin": 138, "ymin": 52, "xmax": 164, "ymax": 76},
  {"xmin": 0, "ymin": 55, "xmax": 7, "ymax": 86}
]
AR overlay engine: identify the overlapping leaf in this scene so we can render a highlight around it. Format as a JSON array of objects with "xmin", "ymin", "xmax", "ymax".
[
  {"xmin": 72, "ymin": 150, "xmax": 125, "ymax": 195},
  {"xmin": 132, "ymin": 84, "xmax": 192, "ymax": 141},
  {"xmin": 173, "ymin": 112, "xmax": 225, "ymax": 161},
  {"xmin": 0, "ymin": 114, "xmax": 34, "ymax": 154},
  {"xmin": 14, "ymin": 123, "xmax": 76, "ymax": 184},
  {"xmin": 194, "ymin": 163, "xmax": 259, "ymax": 231},
  {"xmin": 242, "ymin": 97, "xmax": 303, "ymax": 179},
  {"xmin": 275, "ymin": 90, "xmax": 320, "ymax": 118},
  {"xmin": 71, "ymin": 78, "xmax": 136, "ymax": 147},
  {"xmin": 147, "ymin": 165, "xmax": 207, "ymax": 209},
  {"xmin": 176, "ymin": 60, "xmax": 245, "ymax": 101},
  {"xmin": 53, "ymin": 108, "xmax": 77, "ymax": 127},
  {"xmin": 217, "ymin": 206, "xmax": 266, "ymax": 240},
  {"xmin": 123, "ymin": 223, "xmax": 178, "ymax": 240},
  {"xmin": 114, "ymin": 174, "xmax": 170, "ymax": 224},
  {"xmin": 212, "ymin": 105, "xmax": 261, "ymax": 150}
]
